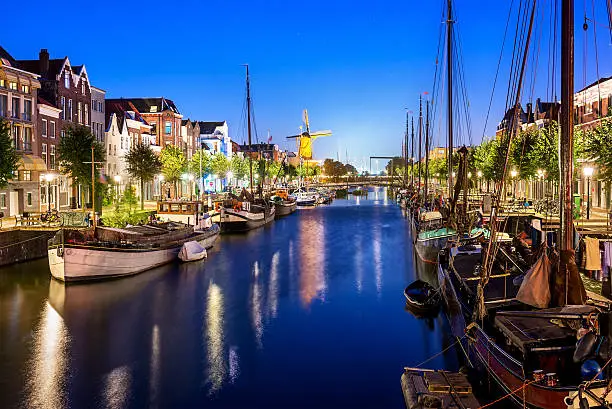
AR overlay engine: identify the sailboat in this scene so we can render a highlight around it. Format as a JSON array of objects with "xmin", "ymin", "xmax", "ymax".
[
  {"xmin": 212, "ymin": 65, "xmax": 275, "ymax": 232},
  {"xmin": 437, "ymin": 1, "xmax": 612, "ymax": 407}
]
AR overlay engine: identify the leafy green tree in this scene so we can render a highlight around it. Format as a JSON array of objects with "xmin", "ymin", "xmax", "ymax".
[
  {"xmin": 267, "ymin": 160, "xmax": 284, "ymax": 181},
  {"xmin": 210, "ymin": 153, "xmax": 230, "ymax": 179},
  {"xmin": 582, "ymin": 117, "xmax": 612, "ymax": 183},
  {"xmin": 121, "ymin": 185, "xmax": 138, "ymax": 212},
  {"xmin": 230, "ymin": 155, "xmax": 249, "ymax": 181},
  {"xmin": 160, "ymin": 145, "xmax": 186, "ymax": 198},
  {"xmin": 124, "ymin": 143, "xmax": 162, "ymax": 210},
  {"xmin": 0, "ymin": 120, "xmax": 19, "ymax": 189},
  {"xmin": 57, "ymin": 125, "xmax": 105, "ymax": 210},
  {"xmin": 190, "ymin": 149, "xmax": 212, "ymax": 180}
]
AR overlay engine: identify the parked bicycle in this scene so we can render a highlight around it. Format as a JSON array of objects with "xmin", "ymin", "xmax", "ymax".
[{"xmin": 40, "ymin": 209, "xmax": 61, "ymax": 225}]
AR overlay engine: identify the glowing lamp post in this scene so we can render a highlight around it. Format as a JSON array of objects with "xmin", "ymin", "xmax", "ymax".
[
  {"xmin": 510, "ymin": 169, "xmax": 518, "ymax": 199},
  {"xmin": 44, "ymin": 173, "xmax": 55, "ymax": 211},
  {"xmin": 113, "ymin": 175, "xmax": 121, "ymax": 205},
  {"xmin": 583, "ymin": 166, "xmax": 594, "ymax": 219}
]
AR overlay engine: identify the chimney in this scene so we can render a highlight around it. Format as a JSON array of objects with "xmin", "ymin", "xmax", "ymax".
[{"xmin": 39, "ymin": 49, "xmax": 49, "ymax": 78}]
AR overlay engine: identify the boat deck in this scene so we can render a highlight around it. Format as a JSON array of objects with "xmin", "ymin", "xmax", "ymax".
[{"xmin": 400, "ymin": 368, "xmax": 480, "ymax": 409}]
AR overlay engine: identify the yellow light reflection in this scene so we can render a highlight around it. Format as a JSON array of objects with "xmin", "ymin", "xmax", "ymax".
[
  {"xmin": 149, "ymin": 325, "xmax": 160, "ymax": 408},
  {"xmin": 251, "ymin": 262, "xmax": 264, "ymax": 347},
  {"xmin": 103, "ymin": 365, "xmax": 132, "ymax": 409},
  {"xmin": 355, "ymin": 234, "xmax": 363, "ymax": 293},
  {"xmin": 299, "ymin": 217, "xmax": 326, "ymax": 306},
  {"xmin": 27, "ymin": 301, "xmax": 69, "ymax": 409},
  {"xmin": 267, "ymin": 251, "xmax": 280, "ymax": 319},
  {"xmin": 206, "ymin": 282, "xmax": 226, "ymax": 394}
]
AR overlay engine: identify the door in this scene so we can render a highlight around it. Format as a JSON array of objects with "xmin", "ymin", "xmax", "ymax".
[{"xmin": 9, "ymin": 191, "xmax": 18, "ymax": 216}]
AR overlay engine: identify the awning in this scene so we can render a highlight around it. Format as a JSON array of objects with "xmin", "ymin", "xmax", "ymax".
[{"xmin": 18, "ymin": 154, "xmax": 47, "ymax": 172}]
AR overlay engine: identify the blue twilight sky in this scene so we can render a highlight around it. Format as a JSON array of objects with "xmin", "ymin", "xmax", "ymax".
[{"xmin": 3, "ymin": 0, "xmax": 612, "ymax": 171}]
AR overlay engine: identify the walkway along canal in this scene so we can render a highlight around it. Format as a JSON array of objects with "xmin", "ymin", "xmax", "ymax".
[{"xmin": 0, "ymin": 187, "xmax": 457, "ymax": 408}]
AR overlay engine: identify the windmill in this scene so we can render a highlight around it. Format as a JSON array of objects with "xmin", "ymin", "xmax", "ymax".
[{"xmin": 286, "ymin": 109, "xmax": 332, "ymax": 160}]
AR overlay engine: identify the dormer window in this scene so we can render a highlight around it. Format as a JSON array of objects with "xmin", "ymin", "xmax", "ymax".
[
  {"xmin": 150, "ymin": 106, "xmax": 158, "ymax": 113},
  {"xmin": 81, "ymin": 81, "xmax": 85, "ymax": 94},
  {"xmin": 64, "ymin": 71, "xmax": 70, "ymax": 89}
]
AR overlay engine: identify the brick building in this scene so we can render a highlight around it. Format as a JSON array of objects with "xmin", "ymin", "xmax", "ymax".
[
  {"xmin": 91, "ymin": 86, "xmax": 106, "ymax": 143},
  {"xmin": 0, "ymin": 46, "xmax": 43, "ymax": 216}
]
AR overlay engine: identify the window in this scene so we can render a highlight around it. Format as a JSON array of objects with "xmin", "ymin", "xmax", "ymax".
[
  {"xmin": 21, "ymin": 85, "xmax": 30, "ymax": 94},
  {"xmin": 42, "ymin": 143, "xmax": 48, "ymax": 164},
  {"xmin": 84, "ymin": 104, "xmax": 88, "ymax": 125},
  {"xmin": 81, "ymin": 81, "xmax": 85, "ymax": 94},
  {"xmin": 91, "ymin": 99, "xmax": 96, "ymax": 111},
  {"xmin": 23, "ymin": 127, "xmax": 32, "ymax": 151},
  {"xmin": 78, "ymin": 102, "xmax": 82, "ymax": 124},
  {"xmin": 23, "ymin": 99, "xmax": 32, "ymax": 121},
  {"xmin": 0, "ymin": 79, "xmax": 5, "ymax": 88},
  {"xmin": 165, "ymin": 121, "xmax": 171, "ymax": 134},
  {"xmin": 120, "ymin": 136, "xmax": 124, "ymax": 149},
  {"xmin": 108, "ymin": 144, "xmax": 111, "ymax": 155},
  {"xmin": 68, "ymin": 99, "xmax": 73, "ymax": 121},
  {"xmin": 0, "ymin": 193, "xmax": 5, "ymax": 208},
  {"xmin": 21, "ymin": 170, "xmax": 31, "ymax": 181},
  {"xmin": 50, "ymin": 121, "xmax": 56, "ymax": 138},
  {"xmin": 41, "ymin": 186, "xmax": 47, "ymax": 204},
  {"xmin": 12, "ymin": 125, "xmax": 20, "ymax": 149},
  {"xmin": 9, "ymin": 82, "xmax": 17, "ymax": 90},
  {"xmin": 27, "ymin": 192, "xmax": 32, "ymax": 207},
  {"xmin": 61, "ymin": 130, "xmax": 65, "ymax": 138},
  {"xmin": 50, "ymin": 145, "xmax": 56, "ymax": 170},
  {"xmin": 42, "ymin": 119, "xmax": 48, "ymax": 137},
  {"xmin": 11, "ymin": 97, "xmax": 19, "ymax": 119},
  {"xmin": 99, "ymin": 102, "xmax": 103, "ymax": 113},
  {"xmin": 64, "ymin": 71, "xmax": 70, "ymax": 88},
  {"xmin": 0, "ymin": 94, "xmax": 7, "ymax": 117},
  {"xmin": 61, "ymin": 97, "xmax": 66, "ymax": 120}
]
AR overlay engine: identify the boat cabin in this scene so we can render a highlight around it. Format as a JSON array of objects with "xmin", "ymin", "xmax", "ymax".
[{"xmin": 156, "ymin": 201, "xmax": 207, "ymax": 225}]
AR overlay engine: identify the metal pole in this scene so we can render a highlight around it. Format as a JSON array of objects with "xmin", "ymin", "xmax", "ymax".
[
  {"xmin": 560, "ymin": 0, "xmax": 574, "ymax": 252},
  {"xmin": 91, "ymin": 145, "xmax": 96, "ymax": 228},
  {"xmin": 447, "ymin": 0, "xmax": 454, "ymax": 195},
  {"xmin": 47, "ymin": 180, "xmax": 51, "ymax": 211},
  {"xmin": 246, "ymin": 64, "xmax": 254, "ymax": 194},
  {"xmin": 587, "ymin": 177, "xmax": 591, "ymax": 219},
  {"xmin": 424, "ymin": 100, "xmax": 430, "ymax": 204},
  {"xmin": 404, "ymin": 110, "xmax": 409, "ymax": 187},
  {"xmin": 411, "ymin": 117, "xmax": 415, "ymax": 187},
  {"xmin": 418, "ymin": 96, "xmax": 423, "ymax": 194}
]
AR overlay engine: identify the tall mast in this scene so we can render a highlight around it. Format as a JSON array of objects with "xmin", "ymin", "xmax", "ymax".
[
  {"xmin": 411, "ymin": 117, "xmax": 415, "ymax": 187},
  {"xmin": 418, "ymin": 95, "xmax": 423, "ymax": 193},
  {"xmin": 447, "ymin": 0, "xmax": 454, "ymax": 195},
  {"xmin": 424, "ymin": 100, "xmax": 430, "ymax": 203},
  {"xmin": 560, "ymin": 0, "xmax": 574, "ymax": 253},
  {"xmin": 404, "ymin": 111, "xmax": 409, "ymax": 187},
  {"xmin": 246, "ymin": 64, "xmax": 254, "ymax": 194}
]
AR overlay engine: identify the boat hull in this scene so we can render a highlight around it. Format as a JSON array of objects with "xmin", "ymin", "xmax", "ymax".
[
  {"xmin": 274, "ymin": 201, "xmax": 297, "ymax": 217},
  {"xmin": 215, "ymin": 208, "xmax": 275, "ymax": 232},
  {"xmin": 49, "ymin": 227, "xmax": 220, "ymax": 282}
]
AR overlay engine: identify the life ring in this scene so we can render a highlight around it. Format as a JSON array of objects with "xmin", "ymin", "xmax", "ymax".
[{"xmin": 214, "ymin": 202, "xmax": 221, "ymax": 212}]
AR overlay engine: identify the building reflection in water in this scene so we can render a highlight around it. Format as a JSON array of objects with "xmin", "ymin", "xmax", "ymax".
[
  {"xmin": 205, "ymin": 282, "xmax": 226, "ymax": 394},
  {"xmin": 26, "ymin": 300, "xmax": 69, "ymax": 409},
  {"xmin": 373, "ymin": 226, "xmax": 383, "ymax": 294},
  {"xmin": 229, "ymin": 346, "xmax": 240, "ymax": 384},
  {"xmin": 267, "ymin": 251, "xmax": 280, "ymax": 319},
  {"xmin": 149, "ymin": 324, "xmax": 160, "ymax": 408},
  {"xmin": 250, "ymin": 261, "xmax": 264, "ymax": 348},
  {"xmin": 103, "ymin": 365, "xmax": 132, "ymax": 409},
  {"xmin": 298, "ymin": 216, "xmax": 326, "ymax": 306}
]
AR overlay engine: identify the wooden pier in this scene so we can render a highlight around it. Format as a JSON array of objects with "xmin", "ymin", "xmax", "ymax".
[{"xmin": 401, "ymin": 367, "xmax": 480, "ymax": 409}]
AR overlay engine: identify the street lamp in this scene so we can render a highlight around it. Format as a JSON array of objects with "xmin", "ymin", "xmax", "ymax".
[
  {"xmin": 477, "ymin": 170, "xmax": 483, "ymax": 192},
  {"xmin": 44, "ymin": 173, "xmax": 55, "ymax": 211},
  {"xmin": 583, "ymin": 166, "xmax": 594, "ymax": 219},
  {"xmin": 537, "ymin": 169, "xmax": 545, "ymax": 199},
  {"xmin": 510, "ymin": 169, "xmax": 518, "ymax": 198}
]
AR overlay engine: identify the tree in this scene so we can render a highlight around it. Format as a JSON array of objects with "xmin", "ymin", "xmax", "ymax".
[
  {"xmin": 57, "ymin": 125, "xmax": 105, "ymax": 210},
  {"xmin": 0, "ymin": 120, "xmax": 19, "ymax": 189},
  {"xmin": 210, "ymin": 153, "xmax": 230, "ymax": 179},
  {"xmin": 190, "ymin": 149, "xmax": 212, "ymax": 180},
  {"xmin": 231, "ymin": 155, "xmax": 249, "ymax": 181},
  {"xmin": 124, "ymin": 143, "xmax": 162, "ymax": 210},
  {"xmin": 582, "ymin": 117, "xmax": 612, "ymax": 183},
  {"xmin": 160, "ymin": 145, "xmax": 186, "ymax": 198}
]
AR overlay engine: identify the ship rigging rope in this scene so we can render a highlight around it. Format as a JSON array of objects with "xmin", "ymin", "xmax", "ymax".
[
  {"xmin": 412, "ymin": 335, "xmax": 465, "ymax": 368},
  {"xmin": 476, "ymin": 380, "xmax": 536, "ymax": 409}
]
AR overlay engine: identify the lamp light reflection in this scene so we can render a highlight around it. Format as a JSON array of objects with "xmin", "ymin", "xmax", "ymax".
[{"xmin": 206, "ymin": 282, "xmax": 226, "ymax": 394}]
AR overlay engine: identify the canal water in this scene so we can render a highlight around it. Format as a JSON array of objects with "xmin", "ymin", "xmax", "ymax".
[{"xmin": 0, "ymin": 187, "xmax": 457, "ymax": 409}]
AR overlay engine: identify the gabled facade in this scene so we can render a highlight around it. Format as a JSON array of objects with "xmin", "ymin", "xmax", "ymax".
[
  {"xmin": 574, "ymin": 76, "xmax": 612, "ymax": 129},
  {"xmin": 107, "ymin": 98, "xmax": 182, "ymax": 147},
  {"xmin": 181, "ymin": 119, "xmax": 200, "ymax": 160},
  {"xmin": 197, "ymin": 121, "xmax": 231, "ymax": 158},
  {"xmin": 91, "ymin": 86, "xmax": 106, "ymax": 143},
  {"xmin": 0, "ymin": 46, "xmax": 43, "ymax": 216}
]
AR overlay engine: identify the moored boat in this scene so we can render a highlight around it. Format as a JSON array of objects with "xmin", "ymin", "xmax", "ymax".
[
  {"xmin": 48, "ymin": 222, "xmax": 220, "ymax": 282},
  {"xmin": 404, "ymin": 279, "xmax": 441, "ymax": 316},
  {"xmin": 400, "ymin": 367, "xmax": 480, "ymax": 409},
  {"xmin": 270, "ymin": 189, "xmax": 297, "ymax": 217},
  {"xmin": 291, "ymin": 188, "xmax": 318, "ymax": 206},
  {"xmin": 178, "ymin": 240, "xmax": 207, "ymax": 262}
]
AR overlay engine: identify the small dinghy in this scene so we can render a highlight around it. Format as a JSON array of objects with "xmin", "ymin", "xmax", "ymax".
[
  {"xmin": 178, "ymin": 241, "xmax": 207, "ymax": 262},
  {"xmin": 404, "ymin": 280, "xmax": 441, "ymax": 316},
  {"xmin": 400, "ymin": 368, "xmax": 480, "ymax": 409}
]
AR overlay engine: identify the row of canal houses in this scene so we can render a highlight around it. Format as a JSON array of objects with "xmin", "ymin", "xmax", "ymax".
[{"xmin": 0, "ymin": 46, "xmax": 239, "ymax": 217}]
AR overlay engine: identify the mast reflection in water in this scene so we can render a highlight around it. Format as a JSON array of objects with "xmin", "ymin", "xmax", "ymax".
[{"xmin": 0, "ymin": 187, "xmax": 457, "ymax": 408}]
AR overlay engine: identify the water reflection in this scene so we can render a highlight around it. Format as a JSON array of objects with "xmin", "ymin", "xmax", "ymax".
[
  {"xmin": 26, "ymin": 301, "xmax": 69, "ymax": 409},
  {"xmin": 298, "ymin": 215, "xmax": 326, "ymax": 306},
  {"xmin": 205, "ymin": 282, "xmax": 226, "ymax": 394},
  {"xmin": 267, "ymin": 251, "xmax": 280, "ymax": 319},
  {"xmin": 373, "ymin": 226, "xmax": 383, "ymax": 294},
  {"xmin": 103, "ymin": 365, "xmax": 132, "ymax": 409},
  {"xmin": 149, "ymin": 324, "xmax": 160, "ymax": 408},
  {"xmin": 250, "ymin": 261, "xmax": 264, "ymax": 347},
  {"xmin": 354, "ymin": 233, "xmax": 363, "ymax": 293}
]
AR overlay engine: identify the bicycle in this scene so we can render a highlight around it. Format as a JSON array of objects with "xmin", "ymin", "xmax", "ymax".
[{"xmin": 40, "ymin": 209, "xmax": 61, "ymax": 225}]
